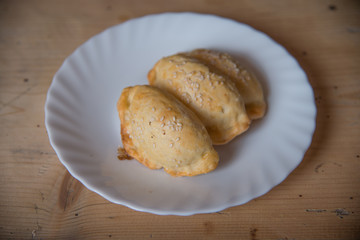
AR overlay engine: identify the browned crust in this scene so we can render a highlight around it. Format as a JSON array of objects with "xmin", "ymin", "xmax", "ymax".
[
  {"xmin": 147, "ymin": 68, "xmax": 156, "ymax": 85},
  {"xmin": 164, "ymin": 149, "xmax": 219, "ymax": 176},
  {"xmin": 212, "ymin": 120, "xmax": 250, "ymax": 145},
  {"xmin": 146, "ymin": 55, "xmax": 252, "ymax": 145},
  {"xmin": 117, "ymin": 87, "xmax": 162, "ymax": 170},
  {"xmin": 246, "ymin": 102, "xmax": 266, "ymax": 120},
  {"xmin": 186, "ymin": 49, "xmax": 266, "ymax": 120},
  {"xmin": 117, "ymin": 147, "xmax": 133, "ymax": 160},
  {"xmin": 117, "ymin": 86, "xmax": 219, "ymax": 177}
]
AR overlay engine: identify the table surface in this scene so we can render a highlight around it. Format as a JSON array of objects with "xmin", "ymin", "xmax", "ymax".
[{"xmin": 1, "ymin": 0, "xmax": 359, "ymax": 239}]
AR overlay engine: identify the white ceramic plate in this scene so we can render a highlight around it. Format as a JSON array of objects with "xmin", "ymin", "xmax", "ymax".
[{"xmin": 45, "ymin": 12, "xmax": 316, "ymax": 215}]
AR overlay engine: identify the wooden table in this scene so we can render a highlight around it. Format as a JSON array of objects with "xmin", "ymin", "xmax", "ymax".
[{"xmin": 1, "ymin": 0, "xmax": 359, "ymax": 239}]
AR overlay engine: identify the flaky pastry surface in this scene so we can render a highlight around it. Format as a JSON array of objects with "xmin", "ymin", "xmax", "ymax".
[
  {"xmin": 148, "ymin": 53, "xmax": 251, "ymax": 144},
  {"xmin": 185, "ymin": 49, "xmax": 266, "ymax": 119},
  {"xmin": 117, "ymin": 85, "xmax": 219, "ymax": 177}
]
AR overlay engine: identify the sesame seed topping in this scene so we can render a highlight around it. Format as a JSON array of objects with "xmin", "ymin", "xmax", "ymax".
[
  {"xmin": 169, "ymin": 143, "xmax": 173, "ymax": 148},
  {"xmin": 153, "ymin": 143, "xmax": 156, "ymax": 148},
  {"xmin": 152, "ymin": 107, "xmax": 156, "ymax": 112},
  {"xmin": 175, "ymin": 137, "xmax": 180, "ymax": 142},
  {"xmin": 160, "ymin": 116, "xmax": 164, "ymax": 121},
  {"xmin": 173, "ymin": 116, "xmax": 176, "ymax": 121},
  {"xmin": 167, "ymin": 107, "xmax": 172, "ymax": 111},
  {"xmin": 160, "ymin": 123, "xmax": 165, "ymax": 127}
]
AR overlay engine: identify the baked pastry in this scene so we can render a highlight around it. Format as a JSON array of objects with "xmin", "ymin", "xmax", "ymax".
[
  {"xmin": 117, "ymin": 85, "xmax": 219, "ymax": 177},
  {"xmin": 148, "ymin": 53, "xmax": 251, "ymax": 145},
  {"xmin": 184, "ymin": 49, "xmax": 266, "ymax": 119}
]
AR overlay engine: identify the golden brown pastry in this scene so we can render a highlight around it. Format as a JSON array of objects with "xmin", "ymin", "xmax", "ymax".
[
  {"xmin": 148, "ymin": 53, "xmax": 251, "ymax": 145},
  {"xmin": 117, "ymin": 85, "xmax": 219, "ymax": 177},
  {"xmin": 184, "ymin": 49, "xmax": 266, "ymax": 119}
]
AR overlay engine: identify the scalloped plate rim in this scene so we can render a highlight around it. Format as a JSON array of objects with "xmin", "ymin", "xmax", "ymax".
[{"xmin": 45, "ymin": 12, "xmax": 317, "ymax": 216}]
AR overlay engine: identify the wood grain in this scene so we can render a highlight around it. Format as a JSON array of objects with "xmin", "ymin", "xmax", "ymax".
[{"xmin": 1, "ymin": 0, "xmax": 359, "ymax": 239}]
